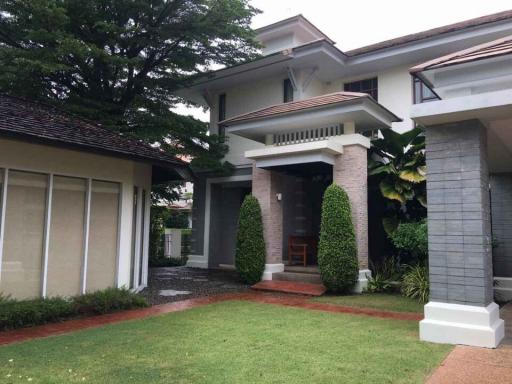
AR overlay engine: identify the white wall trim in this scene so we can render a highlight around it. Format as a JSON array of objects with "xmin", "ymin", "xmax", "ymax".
[
  {"xmin": 133, "ymin": 187, "xmax": 143, "ymax": 287},
  {"xmin": 262, "ymin": 263, "xmax": 285, "ymax": 280},
  {"xmin": 353, "ymin": 269, "xmax": 372, "ymax": 293},
  {"xmin": 41, "ymin": 174, "xmax": 54, "ymax": 298},
  {"xmin": 188, "ymin": 174, "xmax": 253, "ymax": 269},
  {"xmin": 141, "ymin": 188, "xmax": 151, "ymax": 287},
  {"xmin": 420, "ymin": 301, "xmax": 505, "ymax": 348},
  {"xmin": 81, "ymin": 178, "xmax": 92, "ymax": 294},
  {"xmin": 115, "ymin": 182, "xmax": 124, "ymax": 288},
  {"xmin": 0, "ymin": 169, "xmax": 8, "ymax": 284}
]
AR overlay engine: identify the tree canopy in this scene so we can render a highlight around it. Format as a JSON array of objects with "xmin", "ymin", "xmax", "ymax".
[{"xmin": 0, "ymin": 0, "xmax": 261, "ymax": 199}]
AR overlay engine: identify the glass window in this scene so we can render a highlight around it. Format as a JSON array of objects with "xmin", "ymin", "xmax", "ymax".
[
  {"xmin": 0, "ymin": 171, "xmax": 48, "ymax": 299},
  {"xmin": 283, "ymin": 78, "xmax": 294, "ymax": 103},
  {"xmin": 344, "ymin": 77, "xmax": 378, "ymax": 101},
  {"xmin": 138, "ymin": 189, "xmax": 147, "ymax": 286},
  {"xmin": 86, "ymin": 180, "xmax": 120, "ymax": 292},
  {"xmin": 218, "ymin": 94, "xmax": 226, "ymax": 139},
  {"xmin": 130, "ymin": 187, "xmax": 138, "ymax": 289},
  {"xmin": 413, "ymin": 77, "xmax": 439, "ymax": 104},
  {"xmin": 46, "ymin": 176, "xmax": 86, "ymax": 297}
]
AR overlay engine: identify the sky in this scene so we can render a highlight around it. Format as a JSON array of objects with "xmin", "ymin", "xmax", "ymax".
[{"xmin": 173, "ymin": 0, "xmax": 512, "ymax": 121}]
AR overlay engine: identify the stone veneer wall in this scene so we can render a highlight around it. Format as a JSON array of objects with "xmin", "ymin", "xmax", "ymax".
[
  {"xmin": 490, "ymin": 173, "xmax": 512, "ymax": 278},
  {"xmin": 332, "ymin": 145, "xmax": 369, "ymax": 270},
  {"xmin": 426, "ymin": 120, "xmax": 493, "ymax": 306}
]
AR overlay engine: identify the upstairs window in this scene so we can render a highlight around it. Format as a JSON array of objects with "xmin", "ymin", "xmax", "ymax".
[
  {"xmin": 413, "ymin": 77, "xmax": 439, "ymax": 104},
  {"xmin": 283, "ymin": 78, "xmax": 294, "ymax": 103},
  {"xmin": 218, "ymin": 93, "xmax": 226, "ymax": 138},
  {"xmin": 344, "ymin": 77, "xmax": 378, "ymax": 101}
]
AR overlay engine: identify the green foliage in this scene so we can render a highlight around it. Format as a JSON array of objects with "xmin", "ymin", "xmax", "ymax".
[
  {"xmin": 318, "ymin": 184, "xmax": 359, "ymax": 292},
  {"xmin": 149, "ymin": 255, "xmax": 188, "ymax": 268},
  {"xmin": 401, "ymin": 265, "xmax": 429, "ymax": 303},
  {"xmin": 367, "ymin": 256, "xmax": 402, "ymax": 293},
  {"xmin": 73, "ymin": 288, "xmax": 148, "ymax": 315},
  {"xmin": 165, "ymin": 210, "xmax": 190, "ymax": 229},
  {"xmin": 0, "ymin": 297, "xmax": 75, "ymax": 331},
  {"xmin": 149, "ymin": 205, "xmax": 168, "ymax": 261},
  {"xmin": 0, "ymin": 288, "xmax": 148, "ymax": 330},
  {"xmin": 390, "ymin": 220, "xmax": 428, "ymax": 264},
  {"xmin": 369, "ymin": 127, "xmax": 427, "ymax": 232},
  {"xmin": 0, "ymin": 0, "xmax": 261, "ymax": 191},
  {"xmin": 235, "ymin": 195, "xmax": 265, "ymax": 284}
]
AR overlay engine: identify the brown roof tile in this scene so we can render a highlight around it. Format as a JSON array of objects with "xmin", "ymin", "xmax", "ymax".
[
  {"xmin": 0, "ymin": 94, "xmax": 189, "ymax": 179},
  {"xmin": 410, "ymin": 35, "xmax": 512, "ymax": 73},
  {"xmin": 345, "ymin": 10, "xmax": 512, "ymax": 56},
  {"xmin": 220, "ymin": 92, "xmax": 370, "ymax": 125}
]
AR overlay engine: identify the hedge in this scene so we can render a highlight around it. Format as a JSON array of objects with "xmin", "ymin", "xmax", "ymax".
[
  {"xmin": 235, "ymin": 195, "xmax": 266, "ymax": 284},
  {"xmin": 317, "ymin": 184, "xmax": 359, "ymax": 292},
  {"xmin": 0, "ymin": 288, "xmax": 148, "ymax": 331}
]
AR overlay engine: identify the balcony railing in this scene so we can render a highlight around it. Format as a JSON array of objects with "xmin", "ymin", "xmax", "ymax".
[{"xmin": 273, "ymin": 124, "xmax": 343, "ymax": 146}]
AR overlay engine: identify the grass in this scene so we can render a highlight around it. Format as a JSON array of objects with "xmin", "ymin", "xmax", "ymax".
[
  {"xmin": 312, "ymin": 293, "xmax": 425, "ymax": 313},
  {"xmin": 0, "ymin": 301, "xmax": 449, "ymax": 384}
]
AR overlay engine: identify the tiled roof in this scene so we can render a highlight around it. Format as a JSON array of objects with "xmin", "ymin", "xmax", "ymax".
[
  {"xmin": 0, "ymin": 94, "xmax": 188, "ymax": 174},
  {"xmin": 410, "ymin": 35, "xmax": 512, "ymax": 73},
  {"xmin": 220, "ymin": 92, "xmax": 370, "ymax": 125},
  {"xmin": 346, "ymin": 10, "xmax": 512, "ymax": 56}
]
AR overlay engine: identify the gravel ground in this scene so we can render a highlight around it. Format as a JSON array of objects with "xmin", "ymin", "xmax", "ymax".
[{"xmin": 141, "ymin": 266, "xmax": 250, "ymax": 305}]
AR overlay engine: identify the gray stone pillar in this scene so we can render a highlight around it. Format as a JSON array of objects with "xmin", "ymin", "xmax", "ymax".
[
  {"xmin": 333, "ymin": 144, "xmax": 369, "ymax": 270},
  {"xmin": 426, "ymin": 120, "xmax": 493, "ymax": 306},
  {"xmin": 421, "ymin": 119, "xmax": 504, "ymax": 348},
  {"xmin": 252, "ymin": 163, "xmax": 284, "ymax": 279}
]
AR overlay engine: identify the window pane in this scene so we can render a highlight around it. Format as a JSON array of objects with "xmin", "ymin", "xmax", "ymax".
[
  {"xmin": 283, "ymin": 79, "xmax": 294, "ymax": 103},
  {"xmin": 1, "ymin": 171, "xmax": 48, "ymax": 299},
  {"xmin": 86, "ymin": 180, "xmax": 120, "ymax": 292},
  {"xmin": 47, "ymin": 176, "xmax": 86, "ymax": 297},
  {"xmin": 138, "ymin": 189, "xmax": 146, "ymax": 286}
]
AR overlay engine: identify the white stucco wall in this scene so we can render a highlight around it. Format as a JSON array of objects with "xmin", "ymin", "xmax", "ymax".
[{"xmin": 0, "ymin": 137, "xmax": 152, "ymax": 292}]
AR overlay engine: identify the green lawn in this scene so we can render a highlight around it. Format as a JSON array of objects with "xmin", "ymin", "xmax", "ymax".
[
  {"xmin": 0, "ymin": 301, "xmax": 449, "ymax": 384},
  {"xmin": 313, "ymin": 293, "xmax": 425, "ymax": 313}
]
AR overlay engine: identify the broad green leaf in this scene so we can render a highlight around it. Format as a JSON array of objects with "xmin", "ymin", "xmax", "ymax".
[
  {"xmin": 399, "ymin": 169, "xmax": 426, "ymax": 183},
  {"xmin": 382, "ymin": 216, "xmax": 399, "ymax": 236},
  {"xmin": 380, "ymin": 180, "xmax": 406, "ymax": 203}
]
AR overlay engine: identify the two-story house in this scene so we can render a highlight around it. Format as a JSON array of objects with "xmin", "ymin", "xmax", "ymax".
[{"xmin": 178, "ymin": 11, "xmax": 512, "ymax": 347}]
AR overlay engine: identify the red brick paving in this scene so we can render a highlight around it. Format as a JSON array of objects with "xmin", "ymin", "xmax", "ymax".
[
  {"xmin": 0, "ymin": 292, "xmax": 422, "ymax": 346},
  {"xmin": 251, "ymin": 280, "xmax": 327, "ymax": 296},
  {"xmin": 426, "ymin": 345, "xmax": 512, "ymax": 384}
]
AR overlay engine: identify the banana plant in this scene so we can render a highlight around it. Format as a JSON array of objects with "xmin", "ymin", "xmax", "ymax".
[{"xmin": 369, "ymin": 127, "xmax": 427, "ymax": 234}]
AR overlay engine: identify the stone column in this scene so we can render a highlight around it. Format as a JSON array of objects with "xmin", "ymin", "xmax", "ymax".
[
  {"xmin": 252, "ymin": 163, "xmax": 284, "ymax": 280},
  {"xmin": 420, "ymin": 120, "xmax": 504, "ymax": 348},
  {"xmin": 332, "ymin": 143, "xmax": 370, "ymax": 292}
]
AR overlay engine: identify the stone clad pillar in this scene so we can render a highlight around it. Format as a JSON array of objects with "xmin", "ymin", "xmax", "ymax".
[
  {"xmin": 251, "ymin": 163, "xmax": 284, "ymax": 280},
  {"xmin": 332, "ymin": 143, "xmax": 370, "ymax": 292},
  {"xmin": 420, "ymin": 120, "xmax": 504, "ymax": 348}
]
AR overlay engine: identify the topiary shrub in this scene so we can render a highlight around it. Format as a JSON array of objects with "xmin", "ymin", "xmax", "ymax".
[
  {"xmin": 318, "ymin": 184, "xmax": 359, "ymax": 292},
  {"xmin": 235, "ymin": 195, "xmax": 266, "ymax": 284},
  {"xmin": 73, "ymin": 287, "xmax": 148, "ymax": 315},
  {"xmin": 390, "ymin": 220, "xmax": 428, "ymax": 264}
]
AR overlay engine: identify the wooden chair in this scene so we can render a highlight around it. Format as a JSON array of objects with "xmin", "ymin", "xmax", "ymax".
[{"xmin": 288, "ymin": 235, "xmax": 310, "ymax": 266}]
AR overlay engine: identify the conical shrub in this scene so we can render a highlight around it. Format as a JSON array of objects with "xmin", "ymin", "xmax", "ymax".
[
  {"xmin": 235, "ymin": 195, "xmax": 266, "ymax": 284},
  {"xmin": 318, "ymin": 184, "xmax": 359, "ymax": 292}
]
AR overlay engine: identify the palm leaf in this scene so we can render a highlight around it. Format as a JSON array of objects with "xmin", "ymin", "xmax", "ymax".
[
  {"xmin": 399, "ymin": 169, "xmax": 426, "ymax": 183},
  {"xmin": 380, "ymin": 180, "xmax": 406, "ymax": 203}
]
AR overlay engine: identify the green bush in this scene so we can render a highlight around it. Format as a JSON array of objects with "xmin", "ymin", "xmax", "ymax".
[
  {"xmin": 149, "ymin": 255, "xmax": 187, "ymax": 267},
  {"xmin": 73, "ymin": 287, "xmax": 148, "ymax": 315},
  {"xmin": 318, "ymin": 184, "xmax": 359, "ymax": 292},
  {"xmin": 0, "ymin": 297, "xmax": 75, "ymax": 331},
  {"xmin": 390, "ymin": 220, "xmax": 428, "ymax": 264},
  {"xmin": 235, "ymin": 195, "xmax": 265, "ymax": 284},
  {"xmin": 401, "ymin": 264, "xmax": 429, "ymax": 302},
  {"xmin": 367, "ymin": 256, "xmax": 402, "ymax": 293}
]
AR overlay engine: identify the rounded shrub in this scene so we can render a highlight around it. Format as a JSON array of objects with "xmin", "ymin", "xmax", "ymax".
[
  {"xmin": 235, "ymin": 195, "xmax": 266, "ymax": 284},
  {"xmin": 318, "ymin": 184, "xmax": 359, "ymax": 292}
]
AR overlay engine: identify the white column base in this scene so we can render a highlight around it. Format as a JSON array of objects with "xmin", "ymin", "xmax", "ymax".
[
  {"xmin": 420, "ymin": 301, "xmax": 505, "ymax": 348},
  {"xmin": 185, "ymin": 255, "xmax": 208, "ymax": 269},
  {"xmin": 262, "ymin": 263, "xmax": 285, "ymax": 280},
  {"xmin": 353, "ymin": 269, "xmax": 371, "ymax": 293}
]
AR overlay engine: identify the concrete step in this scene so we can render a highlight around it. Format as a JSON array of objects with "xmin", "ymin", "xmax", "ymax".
[
  {"xmin": 284, "ymin": 265, "xmax": 320, "ymax": 274},
  {"xmin": 251, "ymin": 280, "xmax": 326, "ymax": 296},
  {"xmin": 273, "ymin": 271, "xmax": 322, "ymax": 284}
]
